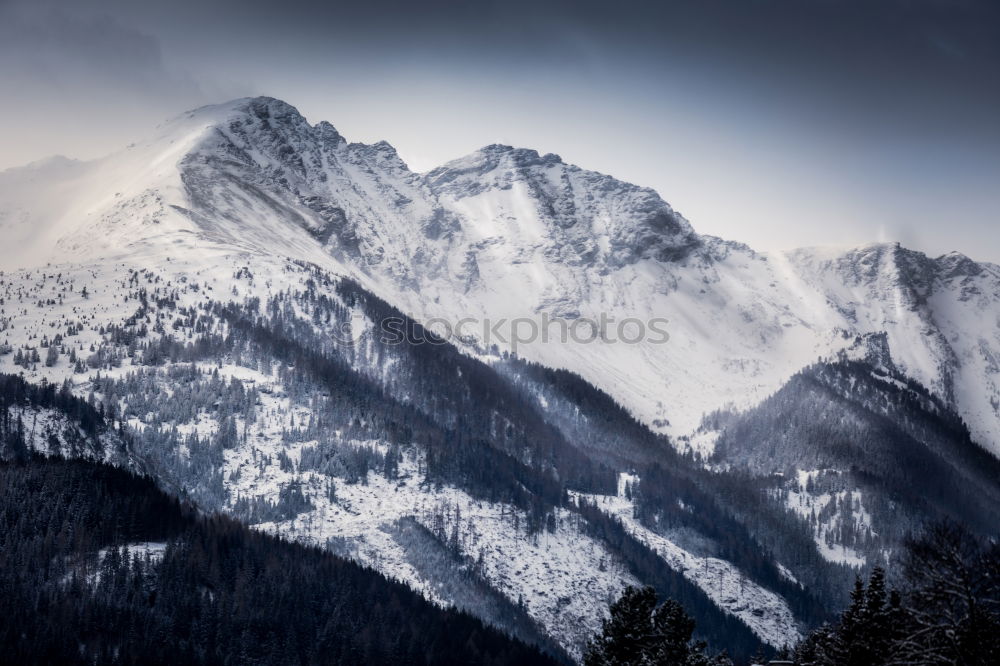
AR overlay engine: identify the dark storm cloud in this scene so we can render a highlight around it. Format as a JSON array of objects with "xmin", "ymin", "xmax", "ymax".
[
  {"xmin": 0, "ymin": 2, "xmax": 210, "ymax": 102},
  {"xmin": 366, "ymin": 0, "xmax": 1000, "ymax": 137},
  {"xmin": 113, "ymin": 0, "xmax": 1000, "ymax": 150}
]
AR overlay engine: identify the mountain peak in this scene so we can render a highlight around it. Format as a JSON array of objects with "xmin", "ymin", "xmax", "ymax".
[
  {"xmin": 237, "ymin": 95, "xmax": 304, "ymax": 118},
  {"xmin": 478, "ymin": 144, "xmax": 563, "ymax": 165},
  {"xmin": 175, "ymin": 96, "xmax": 345, "ymax": 148}
]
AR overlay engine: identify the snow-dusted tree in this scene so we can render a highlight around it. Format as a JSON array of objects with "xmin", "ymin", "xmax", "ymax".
[
  {"xmin": 45, "ymin": 344, "xmax": 59, "ymax": 367},
  {"xmin": 893, "ymin": 522, "xmax": 1000, "ymax": 665}
]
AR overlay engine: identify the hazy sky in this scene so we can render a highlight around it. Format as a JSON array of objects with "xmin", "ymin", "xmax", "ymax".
[{"xmin": 2, "ymin": 0, "xmax": 998, "ymax": 260}]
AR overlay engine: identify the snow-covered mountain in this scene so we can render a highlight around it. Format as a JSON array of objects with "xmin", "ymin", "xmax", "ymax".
[
  {"xmin": 6, "ymin": 97, "xmax": 997, "ymax": 449},
  {"xmin": 2, "ymin": 96, "xmax": 999, "ymax": 659}
]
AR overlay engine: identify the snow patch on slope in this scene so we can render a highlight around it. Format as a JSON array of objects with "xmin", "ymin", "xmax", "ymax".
[{"xmin": 572, "ymin": 476, "xmax": 802, "ymax": 648}]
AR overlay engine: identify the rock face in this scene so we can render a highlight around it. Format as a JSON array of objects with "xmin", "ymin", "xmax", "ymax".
[
  {"xmin": 2, "ymin": 95, "xmax": 1000, "ymax": 660},
  {"xmin": 425, "ymin": 143, "xmax": 700, "ymax": 267},
  {"xmin": 166, "ymin": 98, "xmax": 704, "ymax": 293}
]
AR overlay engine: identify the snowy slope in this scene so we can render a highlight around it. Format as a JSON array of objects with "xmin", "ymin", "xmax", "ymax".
[
  {"xmin": 570, "ymin": 486, "xmax": 802, "ymax": 648},
  {"xmin": 0, "ymin": 251, "xmax": 801, "ymax": 656},
  {"xmin": 3, "ymin": 96, "xmax": 997, "ymax": 454},
  {"xmin": 783, "ymin": 244, "xmax": 1000, "ymax": 449}
]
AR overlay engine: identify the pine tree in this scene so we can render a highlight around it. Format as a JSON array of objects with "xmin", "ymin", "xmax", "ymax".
[
  {"xmin": 584, "ymin": 586, "xmax": 731, "ymax": 666},
  {"xmin": 791, "ymin": 568, "xmax": 897, "ymax": 666},
  {"xmin": 45, "ymin": 344, "xmax": 59, "ymax": 367},
  {"xmin": 835, "ymin": 576, "xmax": 866, "ymax": 665},
  {"xmin": 649, "ymin": 598, "xmax": 701, "ymax": 663},
  {"xmin": 859, "ymin": 567, "xmax": 891, "ymax": 663},
  {"xmin": 584, "ymin": 586, "xmax": 656, "ymax": 666}
]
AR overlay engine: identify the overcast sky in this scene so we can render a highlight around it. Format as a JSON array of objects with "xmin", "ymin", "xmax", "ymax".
[{"xmin": 2, "ymin": 0, "xmax": 998, "ymax": 260}]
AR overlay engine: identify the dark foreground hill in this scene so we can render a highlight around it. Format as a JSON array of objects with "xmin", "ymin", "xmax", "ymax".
[{"xmin": 0, "ymin": 455, "xmax": 560, "ymax": 666}]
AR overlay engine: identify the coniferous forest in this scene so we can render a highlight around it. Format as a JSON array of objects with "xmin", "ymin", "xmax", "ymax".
[
  {"xmin": 789, "ymin": 521, "xmax": 1000, "ymax": 666},
  {"xmin": 0, "ymin": 455, "xmax": 559, "ymax": 666},
  {"xmin": 582, "ymin": 520, "xmax": 1000, "ymax": 666}
]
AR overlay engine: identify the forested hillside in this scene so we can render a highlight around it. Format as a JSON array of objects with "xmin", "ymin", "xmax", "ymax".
[
  {"xmin": 0, "ymin": 455, "xmax": 560, "ymax": 665},
  {"xmin": 706, "ymin": 358, "xmax": 1000, "ymax": 600}
]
